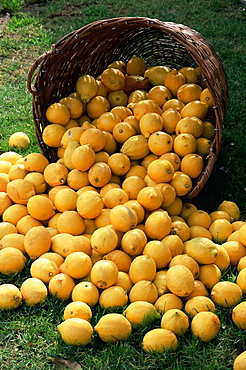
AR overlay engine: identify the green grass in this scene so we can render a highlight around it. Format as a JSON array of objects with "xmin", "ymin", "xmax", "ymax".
[{"xmin": 0, "ymin": 0, "xmax": 246, "ymax": 369}]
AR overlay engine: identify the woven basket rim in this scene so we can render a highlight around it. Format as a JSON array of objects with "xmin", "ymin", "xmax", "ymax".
[{"xmin": 27, "ymin": 16, "xmax": 228, "ymax": 199}]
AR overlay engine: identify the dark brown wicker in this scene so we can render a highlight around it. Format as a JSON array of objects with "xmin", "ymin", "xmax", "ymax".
[{"xmin": 27, "ymin": 17, "xmax": 228, "ymax": 199}]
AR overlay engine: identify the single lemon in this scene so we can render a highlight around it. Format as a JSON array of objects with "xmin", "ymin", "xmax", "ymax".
[
  {"xmin": 94, "ymin": 313, "xmax": 132, "ymax": 343},
  {"xmin": 142, "ymin": 328, "xmax": 178, "ymax": 353},
  {"xmin": 58, "ymin": 317, "xmax": 93, "ymax": 346}
]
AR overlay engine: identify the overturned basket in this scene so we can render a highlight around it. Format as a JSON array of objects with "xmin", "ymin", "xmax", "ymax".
[{"xmin": 27, "ymin": 17, "xmax": 228, "ymax": 199}]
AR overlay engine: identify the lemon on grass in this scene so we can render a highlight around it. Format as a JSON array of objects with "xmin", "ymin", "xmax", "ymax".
[
  {"xmin": 99, "ymin": 285, "xmax": 128, "ymax": 309},
  {"xmin": 0, "ymin": 247, "xmax": 26, "ymax": 275},
  {"xmin": 58, "ymin": 317, "xmax": 93, "ymax": 346},
  {"xmin": 191, "ymin": 311, "xmax": 220, "ymax": 342},
  {"xmin": 232, "ymin": 301, "xmax": 246, "ymax": 330},
  {"xmin": 63, "ymin": 301, "xmax": 92, "ymax": 321},
  {"xmin": 142, "ymin": 328, "xmax": 178, "ymax": 353},
  {"xmin": 48, "ymin": 273, "xmax": 76, "ymax": 301},
  {"xmin": 154, "ymin": 293, "xmax": 183, "ymax": 314},
  {"xmin": 30, "ymin": 257, "xmax": 59, "ymax": 284},
  {"xmin": 123, "ymin": 301, "xmax": 161, "ymax": 326},
  {"xmin": 184, "ymin": 296, "xmax": 216, "ymax": 318},
  {"xmin": 236, "ymin": 268, "xmax": 246, "ymax": 293},
  {"xmin": 0, "ymin": 284, "xmax": 22, "ymax": 309},
  {"xmin": 94, "ymin": 313, "xmax": 132, "ymax": 343},
  {"xmin": 161, "ymin": 309, "xmax": 189, "ymax": 337},
  {"xmin": 209, "ymin": 218, "xmax": 233, "ymax": 243},
  {"xmin": 233, "ymin": 351, "xmax": 246, "ymax": 370},
  {"xmin": 20, "ymin": 278, "xmax": 48, "ymax": 306},
  {"xmin": 9, "ymin": 131, "xmax": 30, "ymax": 149},
  {"xmin": 211, "ymin": 281, "xmax": 243, "ymax": 308}
]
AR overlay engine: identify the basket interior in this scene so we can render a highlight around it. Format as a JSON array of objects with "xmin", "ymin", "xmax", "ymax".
[{"xmin": 28, "ymin": 18, "xmax": 228, "ymax": 197}]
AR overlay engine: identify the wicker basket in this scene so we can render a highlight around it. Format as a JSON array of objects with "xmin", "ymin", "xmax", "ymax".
[{"xmin": 27, "ymin": 17, "xmax": 228, "ymax": 199}]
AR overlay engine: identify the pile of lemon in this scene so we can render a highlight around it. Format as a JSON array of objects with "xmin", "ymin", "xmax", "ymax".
[{"xmin": 0, "ymin": 55, "xmax": 246, "ymax": 369}]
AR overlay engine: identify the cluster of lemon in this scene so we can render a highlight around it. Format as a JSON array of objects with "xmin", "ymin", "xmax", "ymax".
[
  {"xmin": 0, "ymin": 146, "xmax": 246, "ymax": 365},
  {"xmin": 41, "ymin": 55, "xmax": 216, "ymax": 200},
  {"xmin": 0, "ymin": 55, "xmax": 246, "ymax": 369}
]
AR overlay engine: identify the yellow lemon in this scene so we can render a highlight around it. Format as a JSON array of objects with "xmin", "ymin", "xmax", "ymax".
[
  {"xmin": 123, "ymin": 301, "xmax": 161, "ymax": 326},
  {"xmin": 233, "ymin": 351, "xmax": 246, "ymax": 370},
  {"xmin": 129, "ymin": 280, "xmax": 158, "ymax": 304},
  {"xmin": 94, "ymin": 313, "xmax": 132, "ymax": 343},
  {"xmin": 58, "ymin": 317, "xmax": 93, "ymax": 346},
  {"xmin": 182, "ymin": 280, "xmax": 208, "ymax": 302},
  {"xmin": 113, "ymin": 271, "xmax": 133, "ymax": 293},
  {"xmin": 211, "ymin": 281, "xmax": 243, "ymax": 308},
  {"xmin": 209, "ymin": 219, "xmax": 233, "ymax": 243},
  {"xmin": 48, "ymin": 273, "xmax": 75, "ymax": 301},
  {"xmin": 191, "ymin": 311, "xmax": 220, "ymax": 342},
  {"xmin": 184, "ymin": 296, "xmax": 216, "ymax": 318},
  {"xmin": 238, "ymin": 224, "xmax": 246, "ymax": 246},
  {"xmin": 24, "ymin": 226, "xmax": 52, "ymax": 260},
  {"xmin": 198, "ymin": 264, "xmax": 221, "ymax": 290},
  {"xmin": 99, "ymin": 286, "xmax": 128, "ymax": 308},
  {"xmin": 153, "ymin": 270, "xmax": 169, "ymax": 296},
  {"xmin": 30, "ymin": 258, "xmax": 59, "ymax": 284},
  {"xmin": 90, "ymin": 260, "xmax": 118, "ymax": 289},
  {"xmin": 185, "ymin": 237, "xmax": 218, "ymax": 264},
  {"xmin": 213, "ymin": 245, "xmax": 230, "ymax": 272},
  {"xmin": 0, "ymin": 284, "xmax": 22, "ymax": 309},
  {"xmin": 20, "ymin": 277, "xmax": 48, "ymax": 306},
  {"xmin": 63, "ymin": 301, "xmax": 92, "ymax": 321},
  {"xmin": 129, "ymin": 255, "xmax": 156, "ymax": 284},
  {"xmin": 169, "ymin": 254, "xmax": 200, "ymax": 279},
  {"xmin": 161, "ymin": 308, "xmax": 189, "ymax": 336},
  {"xmin": 63, "ymin": 252, "xmax": 92, "ymax": 280},
  {"xmin": 221, "ymin": 241, "xmax": 246, "ymax": 266},
  {"xmin": 232, "ymin": 301, "xmax": 246, "ymax": 330},
  {"xmin": 154, "ymin": 293, "xmax": 183, "ymax": 314},
  {"xmin": 217, "ymin": 200, "xmax": 240, "ymax": 222},
  {"xmin": 71, "ymin": 281, "xmax": 99, "ymax": 307},
  {"xmin": 166, "ymin": 264, "xmax": 194, "ymax": 297},
  {"xmin": 142, "ymin": 240, "xmax": 172, "ymax": 269},
  {"xmin": 0, "ymin": 247, "xmax": 26, "ymax": 275},
  {"xmin": 142, "ymin": 328, "xmax": 178, "ymax": 353},
  {"xmin": 236, "ymin": 268, "xmax": 246, "ymax": 293}
]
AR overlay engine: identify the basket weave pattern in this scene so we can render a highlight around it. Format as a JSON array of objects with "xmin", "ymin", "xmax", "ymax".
[{"xmin": 27, "ymin": 17, "xmax": 228, "ymax": 198}]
